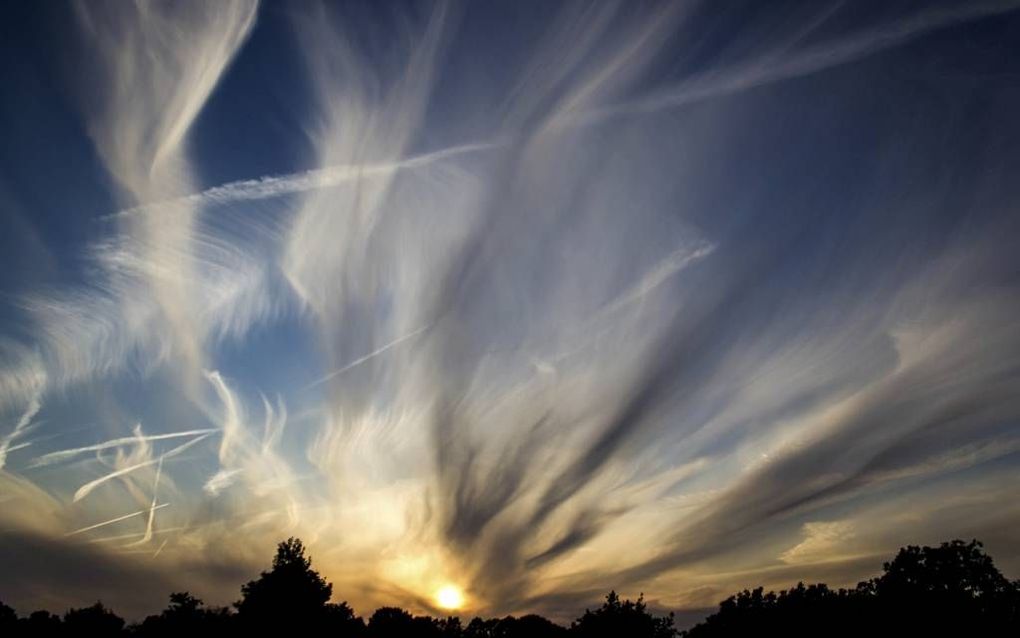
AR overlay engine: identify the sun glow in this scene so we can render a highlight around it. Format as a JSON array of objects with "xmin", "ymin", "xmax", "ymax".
[{"xmin": 436, "ymin": 584, "xmax": 465, "ymax": 610}]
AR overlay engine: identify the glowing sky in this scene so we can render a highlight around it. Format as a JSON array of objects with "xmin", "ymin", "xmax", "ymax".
[{"xmin": 2, "ymin": 0, "xmax": 1020, "ymax": 622}]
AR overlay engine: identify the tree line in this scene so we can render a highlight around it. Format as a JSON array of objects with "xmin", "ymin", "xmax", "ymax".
[{"xmin": 2, "ymin": 537, "xmax": 1019, "ymax": 637}]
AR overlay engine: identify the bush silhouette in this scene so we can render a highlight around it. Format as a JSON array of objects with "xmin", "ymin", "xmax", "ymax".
[{"xmin": 1, "ymin": 537, "xmax": 1018, "ymax": 637}]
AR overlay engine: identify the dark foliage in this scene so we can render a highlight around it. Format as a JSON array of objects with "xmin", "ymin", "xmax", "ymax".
[
  {"xmin": 62, "ymin": 602, "xmax": 125, "ymax": 636},
  {"xmin": 0, "ymin": 601, "xmax": 17, "ymax": 631},
  {"xmin": 464, "ymin": 613, "xmax": 568, "ymax": 638},
  {"xmin": 22, "ymin": 610, "xmax": 63, "ymax": 638},
  {"xmin": 571, "ymin": 591, "xmax": 675, "ymax": 638},
  {"xmin": 135, "ymin": 592, "xmax": 233, "ymax": 638},
  {"xmin": 2, "ymin": 538, "xmax": 1017, "ymax": 637},
  {"xmin": 235, "ymin": 536, "xmax": 336, "ymax": 631},
  {"xmin": 367, "ymin": 606, "xmax": 417, "ymax": 636},
  {"xmin": 683, "ymin": 540, "xmax": 1020, "ymax": 638}
]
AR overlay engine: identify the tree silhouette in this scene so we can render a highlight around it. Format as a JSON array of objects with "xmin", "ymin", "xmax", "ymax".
[
  {"xmin": 872, "ymin": 539, "xmax": 1020, "ymax": 635},
  {"xmin": 438, "ymin": 615, "xmax": 464, "ymax": 637},
  {"xmin": 464, "ymin": 614, "xmax": 568, "ymax": 637},
  {"xmin": 22, "ymin": 610, "xmax": 62, "ymax": 638},
  {"xmin": 877, "ymin": 539, "xmax": 1014, "ymax": 599},
  {"xmin": 235, "ymin": 537, "xmax": 335, "ymax": 631},
  {"xmin": 62, "ymin": 602, "xmax": 124, "ymax": 636},
  {"xmin": 2, "ymin": 537, "xmax": 1018, "ymax": 637},
  {"xmin": 325, "ymin": 599, "xmax": 368, "ymax": 636},
  {"xmin": 571, "ymin": 591, "xmax": 676, "ymax": 638},
  {"xmin": 0, "ymin": 601, "xmax": 16, "ymax": 633},
  {"xmin": 683, "ymin": 583, "xmax": 862, "ymax": 637},
  {"xmin": 683, "ymin": 539, "xmax": 1020, "ymax": 637},
  {"xmin": 368, "ymin": 606, "xmax": 424, "ymax": 637},
  {"xmin": 135, "ymin": 592, "xmax": 233, "ymax": 637}
]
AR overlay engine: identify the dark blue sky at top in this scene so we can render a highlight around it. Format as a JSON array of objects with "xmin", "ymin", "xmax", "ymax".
[{"xmin": 2, "ymin": 0, "xmax": 1018, "ymax": 301}]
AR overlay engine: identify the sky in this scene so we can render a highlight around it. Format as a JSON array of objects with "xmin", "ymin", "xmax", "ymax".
[{"xmin": 1, "ymin": 0, "xmax": 1020, "ymax": 623}]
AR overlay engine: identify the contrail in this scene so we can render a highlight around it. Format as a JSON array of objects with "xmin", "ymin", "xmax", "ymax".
[
  {"xmin": 86, "ymin": 526, "xmax": 187, "ymax": 544},
  {"xmin": 103, "ymin": 142, "xmax": 494, "ymax": 220},
  {"xmin": 152, "ymin": 538, "xmax": 168, "ymax": 558},
  {"xmin": 29, "ymin": 428, "xmax": 218, "ymax": 468},
  {"xmin": 307, "ymin": 325, "xmax": 430, "ymax": 389},
  {"xmin": 536, "ymin": 243, "xmax": 717, "ymax": 370},
  {"xmin": 0, "ymin": 390, "xmax": 42, "ymax": 469},
  {"xmin": 65, "ymin": 503, "xmax": 170, "ymax": 537},
  {"xmin": 127, "ymin": 455, "xmax": 163, "ymax": 546},
  {"xmin": 601, "ymin": 243, "xmax": 716, "ymax": 317},
  {"xmin": 72, "ymin": 433, "xmax": 213, "ymax": 502}
]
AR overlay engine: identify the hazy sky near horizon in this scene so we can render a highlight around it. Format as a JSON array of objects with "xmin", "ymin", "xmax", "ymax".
[{"xmin": 2, "ymin": 0, "xmax": 1020, "ymax": 622}]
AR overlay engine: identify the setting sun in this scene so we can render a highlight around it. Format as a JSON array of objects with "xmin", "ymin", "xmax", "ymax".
[{"xmin": 436, "ymin": 585, "xmax": 465, "ymax": 610}]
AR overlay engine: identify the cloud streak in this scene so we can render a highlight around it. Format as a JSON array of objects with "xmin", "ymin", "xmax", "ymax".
[{"xmin": 590, "ymin": 0, "xmax": 1020, "ymax": 121}]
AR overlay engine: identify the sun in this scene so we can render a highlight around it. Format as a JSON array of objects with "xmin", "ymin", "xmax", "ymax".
[{"xmin": 435, "ymin": 584, "xmax": 465, "ymax": 610}]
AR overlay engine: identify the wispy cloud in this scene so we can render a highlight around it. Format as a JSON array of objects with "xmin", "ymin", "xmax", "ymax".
[
  {"xmin": 72, "ymin": 0, "xmax": 259, "ymax": 395},
  {"xmin": 590, "ymin": 0, "xmax": 1020, "ymax": 121}
]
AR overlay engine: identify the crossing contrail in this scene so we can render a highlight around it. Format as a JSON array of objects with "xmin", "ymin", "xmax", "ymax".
[{"xmin": 65, "ymin": 503, "xmax": 170, "ymax": 537}]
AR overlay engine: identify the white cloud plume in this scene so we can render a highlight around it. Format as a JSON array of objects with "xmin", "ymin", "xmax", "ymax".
[{"xmin": 71, "ymin": 0, "xmax": 259, "ymax": 393}]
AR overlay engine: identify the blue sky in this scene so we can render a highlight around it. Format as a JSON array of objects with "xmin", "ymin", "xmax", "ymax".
[{"xmin": 1, "ymin": 0, "xmax": 1019, "ymax": 622}]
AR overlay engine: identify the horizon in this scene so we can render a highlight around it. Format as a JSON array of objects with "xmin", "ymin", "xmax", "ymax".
[
  {"xmin": 2, "ymin": 535, "xmax": 1014, "ymax": 631},
  {"xmin": 2, "ymin": 0, "xmax": 1020, "ymax": 624}
]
